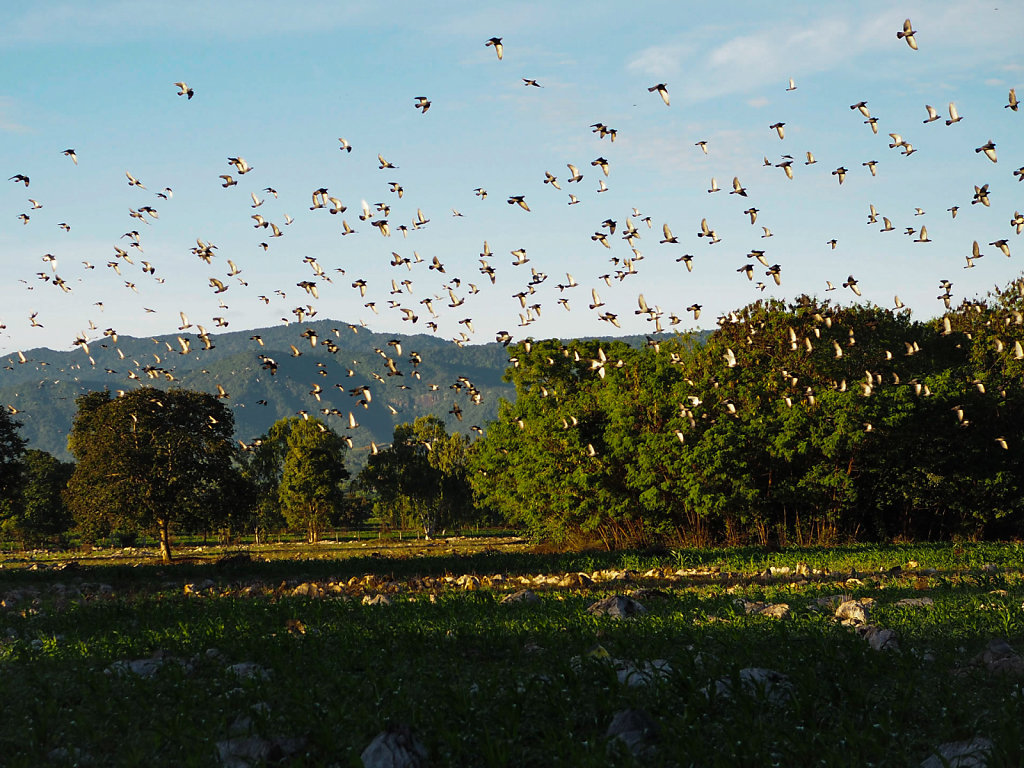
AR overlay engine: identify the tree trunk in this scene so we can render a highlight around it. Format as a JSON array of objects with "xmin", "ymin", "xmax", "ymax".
[{"xmin": 158, "ymin": 518, "xmax": 173, "ymax": 563}]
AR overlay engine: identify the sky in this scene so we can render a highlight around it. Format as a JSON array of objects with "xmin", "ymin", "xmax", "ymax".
[{"xmin": 1, "ymin": 0, "xmax": 1022, "ymax": 359}]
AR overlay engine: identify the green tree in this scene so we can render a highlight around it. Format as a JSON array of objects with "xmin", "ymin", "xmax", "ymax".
[
  {"xmin": 65, "ymin": 388, "xmax": 242, "ymax": 562},
  {"xmin": 4, "ymin": 450, "xmax": 74, "ymax": 547},
  {"xmin": 360, "ymin": 415, "xmax": 474, "ymax": 537},
  {"xmin": 276, "ymin": 418, "xmax": 351, "ymax": 543},
  {"xmin": 0, "ymin": 409, "xmax": 27, "ymax": 532},
  {"xmin": 237, "ymin": 418, "xmax": 295, "ymax": 543}
]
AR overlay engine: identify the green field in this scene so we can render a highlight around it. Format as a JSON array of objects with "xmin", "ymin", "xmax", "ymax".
[{"xmin": 3, "ymin": 539, "xmax": 1024, "ymax": 766}]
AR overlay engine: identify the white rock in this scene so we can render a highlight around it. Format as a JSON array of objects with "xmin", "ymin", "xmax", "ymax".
[
  {"xmin": 860, "ymin": 625, "xmax": 899, "ymax": 652},
  {"xmin": 500, "ymin": 589, "xmax": 540, "ymax": 605},
  {"xmin": 587, "ymin": 594, "xmax": 646, "ymax": 619},
  {"xmin": 836, "ymin": 598, "xmax": 873, "ymax": 626},
  {"xmin": 106, "ymin": 657, "xmax": 165, "ymax": 678},
  {"xmin": 920, "ymin": 737, "xmax": 993, "ymax": 768},
  {"xmin": 894, "ymin": 597, "xmax": 934, "ymax": 608},
  {"xmin": 615, "ymin": 659, "xmax": 672, "ymax": 687},
  {"xmin": 227, "ymin": 662, "xmax": 271, "ymax": 681},
  {"xmin": 216, "ymin": 735, "xmax": 305, "ymax": 768},
  {"xmin": 708, "ymin": 667, "xmax": 793, "ymax": 706},
  {"xmin": 761, "ymin": 603, "xmax": 791, "ymax": 619},
  {"xmin": 606, "ymin": 709, "xmax": 659, "ymax": 758},
  {"xmin": 361, "ymin": 726, "xmax": 428, "ymax": 768}
]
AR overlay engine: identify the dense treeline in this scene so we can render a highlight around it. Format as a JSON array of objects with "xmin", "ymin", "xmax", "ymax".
[
  {"xmin": 2, "ymin": 278, "xmax": 1024, "ymax": 554},
  {"xmin": 469, "ymin": 280, "xmax": 1024, "ymax": 548}
]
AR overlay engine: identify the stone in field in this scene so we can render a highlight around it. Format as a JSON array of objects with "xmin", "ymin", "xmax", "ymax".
[
  {"xmin": 974, "ymin": 638, "xmax": 1024, "ymax": 675},
  {"xmin": 216, "ymin": 735, "xmax": 306, "ymax": 768},
  {"xmin": 363, "ymin": 594, "xmax": 392, "ymax": 606},
  {"xmin": 606, "ymin": 708, "xmax": 659, "ymax": 758},
  {"xmin": 500, "ymin": 589, "xmax": 540, "ymax": 605},
  {"xmin": 46, "ymin": 746, "xmax": 92, "ymax": 765},
  {"xmin": 183, "ymin": 579, "xmax": 215, "ymax": 595},
  {"xmin": 894, "ymin": 597, "xmax": 934, "ymax": 608},
  {"xmin": 587, "ymin": 594, "xmax": 646, "ymax": 619},
  {"xmin": 761, "ymin": 603, "xmax": 791, "ymax": 619},
  {"xmin": 227, "ymin": 662, "xmax": 271, "ymax": 681},
  {"xmin": 859, "ymin": 625, "xmax": 899, "ymax": 652},
  {"xmin": 361, "ymin": 725, "xmax": 428, "ymax": 768},
  {"xmin": 919, "ymin": 737, "xmax": 993, "ymax": 768},
  {"xmin": 290, "ymin": 582, "xmax": 321, "ymax": 597},
  {"xmin": 835, "ymin": 598, "xmax": 873, "ymax": 626},
  {"xmin": 105, "ymin": 652, "xmax": 184, "ymax": 678},
  {"xmin": 708, "ymin": 667, "xmax": 793, "ymax": 706},
  {"xmin": 615, "ymin": 658, "xmax": 673, "ymax": 687},
  {"xmin": 737, "ymin": 599, "xmax": 791, "ymax": 619}
]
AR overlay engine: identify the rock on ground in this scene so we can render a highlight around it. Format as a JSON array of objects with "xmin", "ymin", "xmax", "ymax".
[
  {"xmin": 361, "ymin": 725, "xmax": 428, "ymax": 768},
  {"xmin": 606, "ymin": 708, "xmax": 659, "ymax": 758},
  {"xmin": 836, "ymin": 598, "xmax": 874, "ymax": 626},
  {"xmin": 920, "ymin": 737, "xmax": 993, "ymax": 768},
  {"xmin": 974, "ymin": 638, "xmax": 1024, "ymax": 675},
  {"xmin": 500, "ymin": 589, "xmax": 541, "ymax": 604},
  {"xmin": 708, "ymin": 667, "xmax": 793, "ymax": 706},
  {"xmin": 587, "ymin": 594, "xmax": 646, "ymax": 619}
]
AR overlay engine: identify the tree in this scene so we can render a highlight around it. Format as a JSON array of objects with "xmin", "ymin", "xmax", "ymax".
[
  {"xmin": 0, "ymin": 409, "xmax": 27, "ymax": 532},
  {"xmin": 360, "ymin": 416, "xmax": 475, "ymax": 537},
  {"xmin": 276, "ymin": 418, "xmax": 351, "ymax": 543},
  {"xmin": 237, "ymin": 419, "xmax": 294, "ymax": 543},
  {"xmin": 2, "ymin": 450, "xmax": 74, "ymax": 547},
  {"xmin": 65, "ymin": 388, "xmax": 242, "ymax": 562}
]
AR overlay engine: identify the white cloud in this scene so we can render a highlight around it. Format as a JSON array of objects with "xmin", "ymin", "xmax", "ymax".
[
  {"xmin": 0, "ymin": 99, "xmax": 29, "ymax": 134},
  {"xmin": 623, "ymin": 4, "xmax": 1024, "ymax": 105},
  {"xmin": 626, "ymin": 43, "xmax": 691, "ymax": 80}
]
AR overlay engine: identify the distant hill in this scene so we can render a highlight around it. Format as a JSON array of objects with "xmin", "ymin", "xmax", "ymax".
[{"xmin": 0, "ymin": 320, "xmax": 706, "ymax": 465}]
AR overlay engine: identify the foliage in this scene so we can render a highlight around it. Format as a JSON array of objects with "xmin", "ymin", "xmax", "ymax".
[
  {"xmin": 275, "ymin": 417, "xmax": 353, "ymax": 542},
  {"xmin": 360, "ymin": 415, "xmax": 475, "ymax": 536},
  {"xmin": 0, "ymin": 408, "xmax": 27, "ymax": 530},
  {"xmin": 472, "ymin": 280, "xmax": 1024, "ymax": 547},
  {"xmin": 64, "ymin": 388, "xmax": 243, "ymax": 562},
  {"xmin": 1, "ymin": 450, "xmax": 74, "ymax": 546}
]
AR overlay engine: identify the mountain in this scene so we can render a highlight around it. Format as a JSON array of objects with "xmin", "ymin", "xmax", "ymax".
[{"xmin": 0, "ymin": 320, "xmax": 702, "ymax": 465}]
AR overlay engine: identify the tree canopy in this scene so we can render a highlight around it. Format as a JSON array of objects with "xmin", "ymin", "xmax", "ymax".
[
  {"xmin": 360, "ymin": 415, "xmax": 475, "ymax": 537},
  {"xmin": 65, "ymin": 387, "xmax": 242, "ymax": 562},
  {"xmin": 0, "ymin": 409, "xmax": 27, "ymax": 529},
  {"xmin": 275, "ymin": 417, "xmax": 353, "ymax": 542},
  {"xmin": 2, "ymin": 450, "xmax": 74, "ymax": 546},
  {"xmin": 470, "ymin": 283, "xmax": 1024, "ymax": 548}
]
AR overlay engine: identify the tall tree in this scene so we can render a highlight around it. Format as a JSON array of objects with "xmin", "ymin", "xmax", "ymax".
[
  {"xmin": 276, "ymin": 418, "xmax": 351, "ymax": 543},
  {"xmin": 360, "ymin": 416, "xmax": 474, "ymax": 537},
  {"xmin": 65, "ymin": 388, "xmax": 241, "ymax": 562},
  {"xmin": 3, "ymin": 450, "xmax": 74, "ymax": 546},
  {"xmin": 0, "ymin": 409, "xmax": 27, "ymax": 530}
]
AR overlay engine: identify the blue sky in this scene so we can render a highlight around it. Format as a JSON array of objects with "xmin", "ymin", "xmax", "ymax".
[{"xmin": 1, "ymin": 1, "xmax": 1022, "ymax": 357}]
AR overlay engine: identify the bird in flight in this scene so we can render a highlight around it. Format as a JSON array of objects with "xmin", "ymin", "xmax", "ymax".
[
  {"xmin": 897, "ymin": 18, "xmax": 918, "ymax": 50},
  {"xmin": 485, "ymin": 37, "xmax": 503, "ymax": 60},
  {"xmin": 174, "ymin": 81, "xmax": 194, "ymax": 99},
  {"xmin": 648, "ymin": 83, "xmax": 669, "ymax": 106}
]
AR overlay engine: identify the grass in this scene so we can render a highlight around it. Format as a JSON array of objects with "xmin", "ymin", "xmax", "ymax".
[{"xmin": 2, "ymin": 540, "xmax": 1024, "ymax": 766}]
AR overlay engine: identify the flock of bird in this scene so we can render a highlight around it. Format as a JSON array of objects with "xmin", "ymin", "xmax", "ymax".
[{"xmin": 3, "ymin": 17, "xmax": 1024, "ymax": 453}]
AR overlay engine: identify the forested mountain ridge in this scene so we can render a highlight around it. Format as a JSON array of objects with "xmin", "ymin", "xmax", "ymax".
[{"xmin": 0, "ymin": 320, "xmax": 697, "ymax": 462}]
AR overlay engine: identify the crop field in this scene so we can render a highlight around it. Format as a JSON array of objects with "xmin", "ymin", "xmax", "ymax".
[{"xmin": 3, "ymin": 540, "xmax": 1024, "ymax": 766}]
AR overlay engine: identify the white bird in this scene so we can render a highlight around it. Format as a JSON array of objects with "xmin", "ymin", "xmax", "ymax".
[
  {"xmin": 648, "ymin": 83, "xmax": 670, "ymax": 106},
  {"xmin": 485, "ymin": 37, "xmax": 503, "ymax": 60}
]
